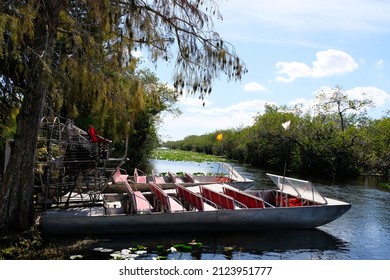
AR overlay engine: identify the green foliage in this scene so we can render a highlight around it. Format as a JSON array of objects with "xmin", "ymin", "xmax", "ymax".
[
  {"xmin": 379, "ymin": 183, "xmax": 390, "ymax": 190},
  {"xmin": 0, "ymin": 226, "xmax": 42, "ymax": 259},
  {"xmin": 361, "ymin": 117, "xmax": 390, "ymax": 177},
  {"xmin": 0, "ymin": 107, "xmax": 18, "ymax": 145},
  {"xmin": 315, "ymin": 85, "xmax": 373, "ymax": 132},
  {"xmin": 164, "ymin": 98, "xmax": 390, "ymax": 180},
  {"xmin": 0, "ymin": 107, "xmax": 18, "ymax": 173},
  {"xmin": 1, "ymin": 0, "xmax": 244, "ymax": 182}
]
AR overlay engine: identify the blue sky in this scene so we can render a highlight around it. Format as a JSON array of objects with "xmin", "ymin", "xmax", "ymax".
[{"xmin": 144, "ymin": 0, "xmax": 390, "ymax": 141}]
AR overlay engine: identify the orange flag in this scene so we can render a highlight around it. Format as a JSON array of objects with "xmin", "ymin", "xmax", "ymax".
[{"xmin": 216, "ymin": 133, "xmax": 223, "ymax": 141}]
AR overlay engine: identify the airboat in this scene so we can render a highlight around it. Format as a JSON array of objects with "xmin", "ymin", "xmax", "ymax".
[{"xmin": 32, "ymin": 115, "xmax": 351, "ymax": 236}]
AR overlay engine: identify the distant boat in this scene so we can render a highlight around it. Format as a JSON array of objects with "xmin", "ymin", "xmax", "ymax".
[{"xmin": 39, "ymin": 173, "xmax": 351, "ymax": 235}]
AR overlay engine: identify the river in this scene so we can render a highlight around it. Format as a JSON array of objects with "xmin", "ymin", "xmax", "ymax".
[{"xmin": 53, "ymin": 159, "xmax": 390, "ymax": 260}]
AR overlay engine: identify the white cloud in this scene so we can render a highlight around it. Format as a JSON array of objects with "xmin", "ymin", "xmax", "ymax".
[
  {"xmin": 312, "ymin": 50, "xmax": 358, "ymax": 76},
  {"xmin": 346, "ymin": 87, "xmax": 389, "ymax": 107},
  {"xmin": 275, "ymin": 61, "xmax": 311, "ymax": 83},
  {"xmin": 291, "ymin": 86, "xmax": 390, "ymax": 116},
  {"xmin": 276, "ymin": 49, "xmax": 359, "ymax": 82},
  {"xmin": 243, "ymin": 82, "xmax": 267, "ymax": 92}
]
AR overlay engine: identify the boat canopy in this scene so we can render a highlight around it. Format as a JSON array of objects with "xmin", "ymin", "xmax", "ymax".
[
  {"xmin": 267, "ymin": 173, "xmax": 327, "ymax": 204},
  {"xmin": 219, "ymin": 162, "xmax": 247, "ymax": 181}
]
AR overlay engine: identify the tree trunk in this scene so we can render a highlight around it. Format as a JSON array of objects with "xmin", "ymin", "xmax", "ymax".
[
  {"xmin": 0, "ymin": 0, "xmax": 59, "ymax": 235},
  {"xmin": 0, "ymin": 72, "xmax": 46, "ymax": 234}
]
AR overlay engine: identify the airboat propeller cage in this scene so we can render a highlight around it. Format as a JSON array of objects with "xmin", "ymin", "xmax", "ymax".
[{"xmin": 267, "ymin": 173, "xmax": 327, "ymax": 204}]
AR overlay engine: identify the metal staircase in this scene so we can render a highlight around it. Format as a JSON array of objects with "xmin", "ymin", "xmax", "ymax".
[{"xmin": 34, "ymin": 113, "xmax": 126, "ymax": 209}]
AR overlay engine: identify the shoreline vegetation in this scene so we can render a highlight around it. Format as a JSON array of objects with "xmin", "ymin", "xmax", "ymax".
[
  {"xmin": 0, "ymin": 226, "xmax": 98, "ymax": 260},
  {"xmin": 162, "ymin": 105, "xmax": 390, "ymax": 181},
  {"xmin": 379, "ymin": 183, "xmax": 390, "ymax": 190},
  {"xmin": 0, "ymin": 224, "xmax": 206, "ymax": 260}
]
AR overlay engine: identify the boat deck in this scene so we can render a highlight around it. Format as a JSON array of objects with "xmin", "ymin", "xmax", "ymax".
[
  {"xmin": 38, "ymin": 177, "xmax": 351, "ymax": 235},
  {"xmin": 41, "ymin": 206, "xmax": 106, "ymax": 217},
  {"xmin": 40, "ymin": 182, "xmax": 343, "ymax": 219}
]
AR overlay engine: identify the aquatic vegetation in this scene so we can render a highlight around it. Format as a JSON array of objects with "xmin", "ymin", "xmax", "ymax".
[
  {"xmin": 151, "ymin": 148, "xmax": 226, "ymax": 163},
  {"xmin": 93, "ymin": 247, "xmax": 113, "ymax": 253},
  {"xmin": 91, "ymin": 241, "xmax": 206, "ymax": 260},
  {"xmin": 70, "ymin": 255, "xmax": 83, "ymax": 260},
  {"xmin": 106, "ymin": 245, "xmax": 149, "ymax": 260},
  {"xmin": 156, "ymin": 241, "xmax": 204, "ymax": 260}
]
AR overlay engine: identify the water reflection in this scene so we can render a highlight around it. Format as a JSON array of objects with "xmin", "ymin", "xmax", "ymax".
[
  {"xmin": 149, "ymin": 159, "xmax": 221, "ymax": 175},
  {"xmin": 53, "ymin": 229, "xmax": 348, "ymax": 260}
]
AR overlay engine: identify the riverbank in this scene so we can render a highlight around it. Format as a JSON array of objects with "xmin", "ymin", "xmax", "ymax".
[
  {"xmin": 0, "ymin": 224, "xmax": 207, "ymax": 260},
  {"xmin": 379, "ymin": 183, "xmax": 390, "ymax": 190},
  {"xmin": 0, "ymin": 226, "xmax": 98, "ymax": 260}
]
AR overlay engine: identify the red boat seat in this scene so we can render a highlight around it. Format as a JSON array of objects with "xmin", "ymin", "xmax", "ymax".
[
  {"xmin": 200, "ymin": 186, "xmax": 238, "ymax": 210},
  {"xmin": 223, "ymin": 187, "xmax": 264, "ymax": 208},
  {"xmin": 278, "ymin": 196, "xmax": 303, "ymax": 207},
  {"xmin": 149, "ymin": 182, "xmax": 185, "ymax": 213},
  {"xmin": 175, "ymin": 184, "xmax": 216, "ymax": 211}
]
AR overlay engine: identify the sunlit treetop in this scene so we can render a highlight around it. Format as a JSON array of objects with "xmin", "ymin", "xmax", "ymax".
[{"xmin": 108, "ymin": 0, "xmax": 248, "ymax": 98}]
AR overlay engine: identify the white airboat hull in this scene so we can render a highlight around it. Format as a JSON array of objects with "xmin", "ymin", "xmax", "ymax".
[{"xmin": 39, "ymin": 197, "xmax": 350, "ymax": 235}]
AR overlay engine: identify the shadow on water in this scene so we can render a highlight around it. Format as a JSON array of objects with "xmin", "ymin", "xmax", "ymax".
[{"xmin": 46, "ymin": 228, "xmax": 349, "ymax": 260}]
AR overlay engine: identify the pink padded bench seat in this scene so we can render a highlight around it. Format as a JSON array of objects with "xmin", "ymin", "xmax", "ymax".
[
  {"xmin": 200, "ymin": 186, "xmax": 241, "ymax": 210},
  {"xmin": 154, "ymin": 176, "xmax": 165, "ymax": 184},
  {"xmin": 151, "ymin": 170, "xmax": 165, "ymax": 184},
  {"xmin": 134, "ymin": 168, "xmax": 147, "ymax": 183},
  {"xmin": 223, "ymin": 187, "xmax": 264, "ymax": 208},
  {"xmin": 124, "ymin": 180, "xmax": 153, "ymax": 214},
  {"xmin": 168, "ymin": 171, "xmax": 184, "ymax": 183},
  {"xmin": 175, "ymin": 184, "xmax": 216, "ymax": 211},
  {"xmin": 149, "ymin": 182, "xmax": 185, "ymax": 213},
  {"xmin": 112, "ymin": 168, "xmax": 129, "ymax": 184},
  {"xmin": 112, "ymin": 168, "xmax": 152, "ymax": 213},
  {"xmin": 184, "ymin": 173, "xmax": 199, "ymax": 183}
]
